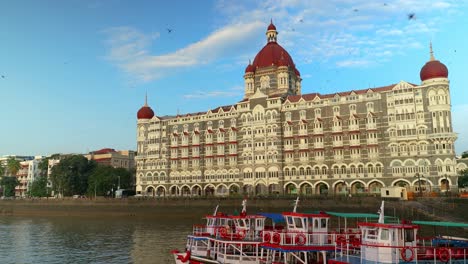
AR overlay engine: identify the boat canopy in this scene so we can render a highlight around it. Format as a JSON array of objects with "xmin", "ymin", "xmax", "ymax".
[
  {"xmin": 412, "ymin": 220, "xmax": 468, "ymax": 228},
  {"xmin": 258, "ymin": 213, "xmax": 285, "ymax": 223},
  {"xmin": 325, "ymin": 212, "xmax": 383, "ymax": 218}
]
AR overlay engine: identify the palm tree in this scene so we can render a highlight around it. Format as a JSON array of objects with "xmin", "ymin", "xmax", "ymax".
[
  {"xmin": 6, "ymin": 157, "xmax": 21, "ymax": 176},
  {"xmin": 0, "ymin": 163, "xmax": 5, "ymax": 176}
]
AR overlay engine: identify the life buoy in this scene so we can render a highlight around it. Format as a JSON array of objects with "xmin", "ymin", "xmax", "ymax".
[
  {"xmin": 263, "ymin": 232, "xmax": 271, "ymax": 242},
  {"xmin": 272, "ymin": 232, "xmax": 281, "ymax": 244},
  {"xmin": 295, "ymin": 233, "xmax": 306, "ymax": 245},
  {"xmin": 335, "ymin": 235, "xmax": 346, "ymax": 246},
  {"xmin": 219, "ymin": 227, "xmax": 227, "ymax": 236},
  {"xmin": 400, "ymin": 246, "xmax": 414, "ymax": 262},
  {"xmin": 237, "ymin": 230, "xmax": 246, "ymax": 240},
  {"xmin": 438, "ymin": 247, "xmax": 450, "ymax": 263},
  {"xmin": 350, "ymin": 237, "xmax": 360, "ymax": 248}
]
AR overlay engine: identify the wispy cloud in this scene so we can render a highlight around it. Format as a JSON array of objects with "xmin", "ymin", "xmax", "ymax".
[
  {"xmin": 104, "ymin": 22, "xmax": 264, "ymax": 81},
  {"xmin": 103, "ymin": 0, "xmax": 465, "ymax": 81},
  {"xmin": 183, "ymin": 85, "xmax": 243, "ymax": 99}
]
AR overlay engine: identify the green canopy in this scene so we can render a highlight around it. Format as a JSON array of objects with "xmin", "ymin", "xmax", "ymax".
[
  {"xmin": 412, "ymin": 220, "xmax": 468, "ymax": 228},
  {"xmin": 325, "ymin": 212, "xmax": 387, "ymax": 219}
]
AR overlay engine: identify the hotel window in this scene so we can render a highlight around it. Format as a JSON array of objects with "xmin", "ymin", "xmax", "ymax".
[{"xmin": 333, "ymin": 106, "xmax": 340, "ymax": 115}]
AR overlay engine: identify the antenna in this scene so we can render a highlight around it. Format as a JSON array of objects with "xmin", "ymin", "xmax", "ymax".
[
  {"xmin": 293, "ymin": 197, "xmax": 300, "ymax": 213},
  {"xmin": 241, "ymin": 199, "xmax": 247, "ymax": 215},
  {"xmin": 378, "ymin": 201, "xmax": 385, "ymax": 224},
  {"xmin": 213, "ymin": 204, "xmax": 219, "ymax": 216}
]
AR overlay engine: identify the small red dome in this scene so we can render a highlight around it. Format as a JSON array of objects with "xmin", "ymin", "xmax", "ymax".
[
  {"xmin": 137, "ymin": 105, "xmax": 154, "ymax": 119},
  {"xmin": 245, "ymin": 63, "xmax": 255, "ymax": 73},
  {"xmin": 267, "ymin": 22, "xmax": 276, "ymax": 31},
  {"xmin": 420, "ymin": 60, "xmax": 448, "ymax": 81}
]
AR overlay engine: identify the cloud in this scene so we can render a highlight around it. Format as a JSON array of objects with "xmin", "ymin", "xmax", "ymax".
[
  {"xmin": 336, "ymin": 59, "xmax": 372, "ymax": 67},
  {"xmin": 104, "ymin": 22, "xmax": 264, "ymax": 82},
  {"xmin": 103, "ymin": 0, "xmax": 466, "ymax": 80},
  {"xmin": 183, "ymin": 90, "xmax": 240, "ymax": 99}
]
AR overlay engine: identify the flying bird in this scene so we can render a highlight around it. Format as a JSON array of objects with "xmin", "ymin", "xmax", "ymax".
[
  {"xmin": 384, "ymin": 3, "xmax": 387, "ymax": 6},
  {"xmin": 167, "ymin": 28, "xmax": 173, "ymax": 33},
  {"xmin": 299, "ymin": 19, "xmax": 303, "ymax": 23},
  {"xmin": 407, "ymin": 13, "xmax": 415, "ymax": 20},
  {"xmin": 1, "ymin": 75, "xmax": 4, "ymax": 78},
  {"xmin": 353, "ymin": 9, "xmax": 359, "ymax": 12}
]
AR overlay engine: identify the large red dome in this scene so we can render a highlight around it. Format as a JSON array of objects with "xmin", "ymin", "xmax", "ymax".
[
  {"xmin": 420, "ymin": 60, "xmax": 448, "ymax": 81},
  {"xmin": 252, "ymin": 42, "xmax": 295, "ymax": 69},
  {"xmin": 137, "ymin": 105, "xmax": 154, "ymax": 119}
]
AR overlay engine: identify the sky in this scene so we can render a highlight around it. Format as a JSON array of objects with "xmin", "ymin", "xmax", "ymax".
[{"xmin": 1, "ymin": 0, "xmax": 468, "ymax": 156}]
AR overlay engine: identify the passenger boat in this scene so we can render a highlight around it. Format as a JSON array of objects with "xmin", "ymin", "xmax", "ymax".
[
  {"xmin": 172, "ymin": 200, "xmax": 468, "ymax": 264},
  {"xmin": 328, "ymin": 201, "xmax": 468, "ymax": 264}
]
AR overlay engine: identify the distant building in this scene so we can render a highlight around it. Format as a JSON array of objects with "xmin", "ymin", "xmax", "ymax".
[
  {"xmin": 85, "ymin": 148, "xmax": 136, "ymax": 170},
  {"xmin": 15, "ymin": 157, "xmax": 43, "ymax": 197},
  {"xmin": 0, "ymin": 155, "xmax": 34, "ymax": 177},
  {"xmin": 135, "ymin": 22, "xmax": 460, "ymax": 197}
]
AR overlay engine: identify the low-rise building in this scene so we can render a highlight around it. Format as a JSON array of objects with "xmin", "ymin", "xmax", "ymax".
[{"xmin": 85, "ymin": 148, "xmax": 135, "ymax": 170}]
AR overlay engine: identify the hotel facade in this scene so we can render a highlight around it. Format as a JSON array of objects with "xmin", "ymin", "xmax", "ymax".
[{"xmin": 135, "ymin": 22, "xmax": 464, "ymax": 197}]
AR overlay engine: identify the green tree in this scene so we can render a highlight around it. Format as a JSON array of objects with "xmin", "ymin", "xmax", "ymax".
[
  {"xmin": 28, "ymin": 176, "xmax": 49, "ymax": 197},
  {"xmin": 459, "ymin": 169, "xmax": 468, "ymax": 188},
  {"xmin": 462, "ymin": 151, "xmax": 468, "ymax": 159},
  {"xmin": 38, "ymin": 157, "xmax": 49, "ymax": 177},
  {"xmin": 6, "ymin": 157, "xmax": 20, "ymax": 176},
  {"xmin": 0, "ymin": 163, "xmax": 5, "ymax": 176},
  {"xmin": 49, "ymin": 155, "xmax": 96, "ymax": 197},
  {"xmin": 87, "ymin": 165, "xmax": 133, "ymax": 197},
  {"xmin": 0, "ymin": 176, "xmax": 19, "ymax": 197}
]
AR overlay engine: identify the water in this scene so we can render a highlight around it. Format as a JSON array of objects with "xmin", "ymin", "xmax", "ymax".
[{"xmin": 0, "ymin": 215, "xmax": 194, "ymax": 264}]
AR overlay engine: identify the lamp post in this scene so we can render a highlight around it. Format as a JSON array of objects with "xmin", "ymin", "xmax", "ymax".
[
  {"xmin": 415, "ymin": 173, "xmax": 424, "ymax": 197},
  {"xmin": 443, "ymin": 174, "xmax": 449, "ymax": 197},
  {"xmin": 117, "ymin": 175, "xmax": 120, "ymax": 190}
]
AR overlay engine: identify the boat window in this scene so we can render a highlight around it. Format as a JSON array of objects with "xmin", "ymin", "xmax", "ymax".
[
  {"xmin": 366, "ymin": 228, "xmax": 378, "ymax": 240},
  {"xmin": 294, "ymin": 217, "xmax": 303, "ymax": 228},
  {"xmin": 314, "ymin": 219, "xmax": 318, "ymax": 228},
  {"xmin": 287, "ymin": 216, "xmax": 293, "ymax": 225},
  {"xmin": 238, "ymin": 220, "xmax": 245, "ymax": 227},
  {"xmin": 404, "ymin": 229, "xmax": 414, "ymax": 242},
  {"xmin": 380, "ymin": 229, "xmax": 389, "ymax": 240},
  {"xmin": 321, "ymin": 218, "xmax": 327, "ymax": 228}
]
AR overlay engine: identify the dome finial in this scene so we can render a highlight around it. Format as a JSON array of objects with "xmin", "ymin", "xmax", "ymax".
[
  {"xmin": 429, "ymin": 41, "xmax": 435, "ymax": 61},
  {"xmin": 145, "ymin": 92, "xmax": 148, "ymax": 106}
]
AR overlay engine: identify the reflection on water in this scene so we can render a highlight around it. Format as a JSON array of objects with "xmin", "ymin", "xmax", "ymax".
[{"xmin": 0, "ymin": 215, "xmax": 195, "ymax": 264}]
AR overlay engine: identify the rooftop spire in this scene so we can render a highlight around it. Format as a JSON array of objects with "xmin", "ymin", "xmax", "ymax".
[
  {"xmin": 429, "ymin": 41, "xmax": 435, "ymax": 61},
  {"xmin": 144, "ymin": 92, "xmax": 148, "ymax": 106}
]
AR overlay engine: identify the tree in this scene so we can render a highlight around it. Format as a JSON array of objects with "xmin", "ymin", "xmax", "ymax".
[
  {"xmin": 0, "ymin": 176, "xmax": 19, "ymax": 197},
  {"xmin": 38, "ymin": 157, "xmax": 49, "ymax": 177},
  {"xmin": 87, "ymin": 165, "xmax": 133, "ymax": 197},
  {"xmin": 49, "ymin": 155, "xmax": 96, "ymax": 197},
  {"xmin": 458, "ymin": 169, "xmax": 468, "ymax": 188},
  {"xmin": 462, "ymin": 151, "xmax": 468, "ymax": 159},
  {"xmin": 28, "ymin": 176, "xmax": 49, "ymax": 197},
  {"xmin": 6, "ymin": 157, "xmax": 20, "ymax": 176},
  {"xmin": 0, "ymin": 163, "xmax": 5, "ymax": 176}
]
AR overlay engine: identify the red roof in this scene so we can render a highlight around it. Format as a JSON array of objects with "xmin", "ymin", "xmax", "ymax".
[
  {"xmin": 420, "ymin": 59, "xmax": 448, "ymax": 81},
  {"xmin": 267, "ymin": 21, "xmax": 276, "ymax": 31},
  {"xmin": 93, "ymin": 148, "xmax": 116, "ymax": 154},
  {"xmin": 252, "ymin": 42, "xmax": 295, "ymax": 69},
  {"xmin": 137, "ymin": 105, "xmax": 154, "ymax": 119}
]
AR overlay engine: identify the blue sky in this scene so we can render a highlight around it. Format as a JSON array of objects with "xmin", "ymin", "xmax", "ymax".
[{"xmin": 1, "ymin": 0, "xmax": 468, "ymax": 156}]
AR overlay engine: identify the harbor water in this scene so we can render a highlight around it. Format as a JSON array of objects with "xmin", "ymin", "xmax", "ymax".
[{"xmin": 0, "ymin": 215, "xmax": 193, "ymax": 264}]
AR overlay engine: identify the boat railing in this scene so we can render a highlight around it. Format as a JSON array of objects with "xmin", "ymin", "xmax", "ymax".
[
  {"xmin": 261, "ymin": 230, "xmax": 341, "ymax": 247},
  {"xmin": 216, "ymin": 242, "xmax": 262, "ymax": 263},
  {"xmin": 335, "ymin": 241, "xmax": 468, "ymax": 263},
  {"xmin": 192, "ymin": 224, "xmax": 211, "ymax": 236}
]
